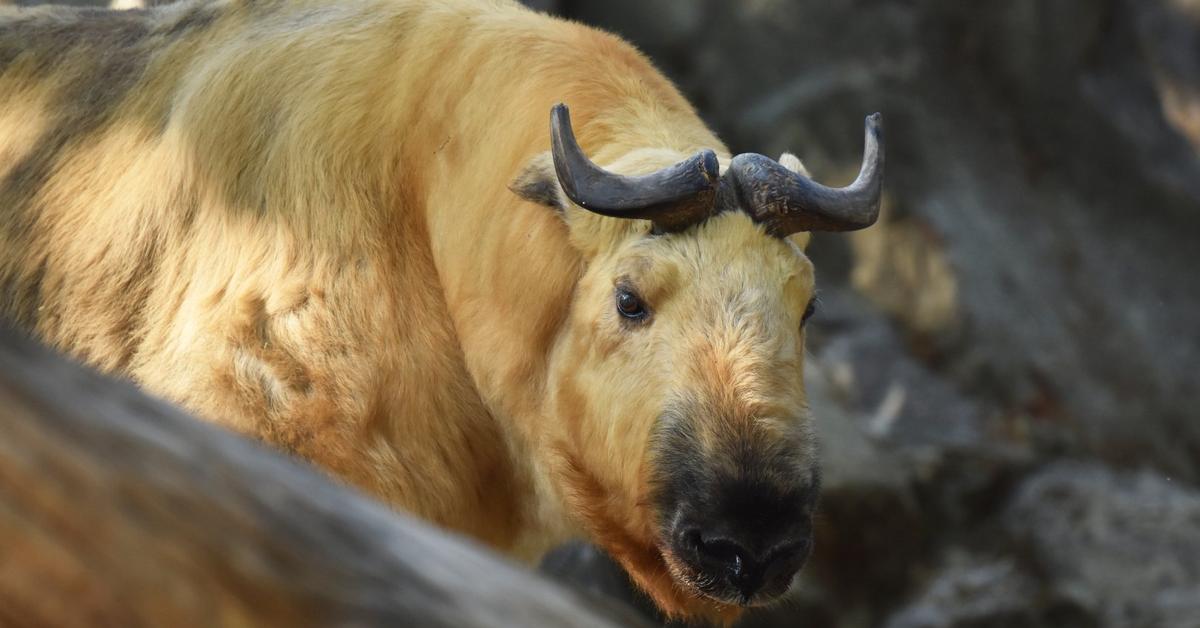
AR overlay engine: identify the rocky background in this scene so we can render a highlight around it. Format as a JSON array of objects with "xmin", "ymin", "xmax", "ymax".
[{"xmin": 532, "ymin": 1, "xmax": 1200, "ymax": 627}]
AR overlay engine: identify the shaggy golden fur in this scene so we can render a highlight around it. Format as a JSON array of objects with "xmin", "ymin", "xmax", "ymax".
[{"xmin": 0, "ymin": 0, "xmax": 819, "ymax": 621}]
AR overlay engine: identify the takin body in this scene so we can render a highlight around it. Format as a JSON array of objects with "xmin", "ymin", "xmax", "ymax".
[{"xmin": 0, "ymin": 0, "xmax": 883, "ymax": 621}]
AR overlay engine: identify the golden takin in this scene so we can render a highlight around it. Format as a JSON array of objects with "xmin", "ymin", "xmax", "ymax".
[{"xmin": 0, "ymin": 0, "xmax": 883, "ymax": 621}]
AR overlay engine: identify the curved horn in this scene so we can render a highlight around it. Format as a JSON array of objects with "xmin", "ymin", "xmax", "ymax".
[
  {"xmin": 549, "ymin": 103, "xmax": 720, "ymax": 232},
  {"xmin": 729, "ymin": 113, "xmax": 884, "ymax": 235}
]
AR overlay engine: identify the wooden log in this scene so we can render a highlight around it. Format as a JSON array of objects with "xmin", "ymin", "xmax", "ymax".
[{"xmin": 0, "ymin": 326, "xmax": 649, "ymax": 628}]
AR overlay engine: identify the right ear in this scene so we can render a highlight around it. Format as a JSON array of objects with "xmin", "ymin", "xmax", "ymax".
[{"xmin": 509, "ymin": 151, "xmax": 566, "ymax": 213}]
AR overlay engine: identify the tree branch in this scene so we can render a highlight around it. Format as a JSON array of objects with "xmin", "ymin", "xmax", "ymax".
[{"xmin": 0, "ymin": 326, "xmax": 648, "ymax": 628}]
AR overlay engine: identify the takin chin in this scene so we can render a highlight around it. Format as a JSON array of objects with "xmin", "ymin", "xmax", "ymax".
[{"xmin": 0, "ymin": 0, "xmax": 883, "ymax": 622}]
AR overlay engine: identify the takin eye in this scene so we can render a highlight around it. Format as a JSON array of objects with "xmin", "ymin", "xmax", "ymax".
[
  {"xmin": 615, "ymin": 288, "xmax": 648, "ymax": 321},
  {"xmin": 801, "ymin": 297, "xmax": 818, "ymax": 326}
]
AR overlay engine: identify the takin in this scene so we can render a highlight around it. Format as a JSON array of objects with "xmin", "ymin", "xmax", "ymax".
[{"xmin": 0, "ymin": 0, "xmax": 883, "ymax": 621}]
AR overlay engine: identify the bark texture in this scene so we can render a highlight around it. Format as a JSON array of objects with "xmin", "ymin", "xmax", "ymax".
[{"xmin": 0, "ymin": 326, "xmax": 649, "ymax": 628}]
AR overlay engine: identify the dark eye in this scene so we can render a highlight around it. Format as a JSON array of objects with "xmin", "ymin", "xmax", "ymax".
[
  {"xmin": 801, "ymin": 298, "xmax": 818, "ymax": 326},
  {"xmin": 616, "ymin": 289, "xmax": 647, "ymax": 320}
]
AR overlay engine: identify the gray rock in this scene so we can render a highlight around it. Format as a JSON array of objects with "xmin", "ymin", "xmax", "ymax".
[
  {"xmin": 809, "ymin": 287, "xmax": 1036, "ymax": 531},
  {"xmin": 884, "ymin": 552, "xmax": 1054, "ymax": 628},
  {"xmin": 810, "ymin": 289, "xmax": 986, "ymax": 453},
  {"xmin": 539, "ymin": 542, "xmax": 665, "ymax": 622},
  {"xmin": 1005, "ymin": 463, "xmax": 1200, "ymax": 628},
  {"xmin": 887, "ymin": 463, "xmax": 1200, "ymax": 628},
  {"xmin": 802, "ymin": 355, "xmax": 929, "ymax": 617}
]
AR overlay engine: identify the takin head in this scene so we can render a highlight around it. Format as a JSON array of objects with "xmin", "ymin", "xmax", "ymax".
[{"xmin": 511, "ymin": 105, "xmax": 884, "ymax": 620}]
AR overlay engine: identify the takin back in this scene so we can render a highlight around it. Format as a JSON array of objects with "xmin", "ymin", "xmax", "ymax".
[{"xmin": 0, "ymin": 0, "xmax": 883, "ymax": 621}]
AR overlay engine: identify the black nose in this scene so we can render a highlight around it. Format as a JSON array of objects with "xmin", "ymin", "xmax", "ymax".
[{"xmin": 680, "ymin": 527, "xmax": 809, "ymax": 602}]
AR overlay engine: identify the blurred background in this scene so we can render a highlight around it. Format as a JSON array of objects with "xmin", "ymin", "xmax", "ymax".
[
  {"xmin": 6, "ymin": 0, "xmax": 1198, "ymax": 626},
  {"xmin": 528, "ymin": 1, "xmax": 1200, "ymax": 627}
]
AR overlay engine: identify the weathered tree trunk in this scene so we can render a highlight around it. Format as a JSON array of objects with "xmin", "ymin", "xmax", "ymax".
[{"xmin": 0, "ymin": 326, "xmax": 647, "ymax": 628}]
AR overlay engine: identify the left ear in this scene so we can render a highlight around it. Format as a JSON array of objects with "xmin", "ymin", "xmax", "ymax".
[
  {"xmin": 778, "ymin": 152, "xmax": 813, "ymax": 250},
  {"xmin": 508, "ymin": 148, "xmax": 649, "ymax": 260},
  {"xmin": 509, "ymin": 151, "xmax": 566, "ymax": 212}
]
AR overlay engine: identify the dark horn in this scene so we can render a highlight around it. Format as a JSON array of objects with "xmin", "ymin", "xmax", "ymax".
[
  {"xmin": 549, "ymin": 103, "xmax": 720, "ymax": 232},
  {"xmin": 730, "ymin": 113, "xmax": 884, "ymax": 235}
]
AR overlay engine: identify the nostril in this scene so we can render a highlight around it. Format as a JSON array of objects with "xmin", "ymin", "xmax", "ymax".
[
  {"xmin": 770, "ymin": 539, "xmax": 807, "ymax": 561},
  {"xmin": 760, "ymin": 539, "xmax": 810, "ymax": 581},
  {"xmin": 698, "ymin": 538, "xmax": 745, "ymax": 570},
  {"xmin": 685, "ymin": 531, "xmax": 753, "ymax": 575}
]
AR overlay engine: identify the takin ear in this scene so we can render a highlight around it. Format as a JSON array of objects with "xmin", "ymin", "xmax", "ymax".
[
  {"xmin": 509, "ymin": 151, "xmax": 566, "ymax": 212},
  {"xmin": 778, "ymin": 152, "xmax": 813, "ymax": 251},
  {"xmin": 508, "ymin": 149, "xmax": 641, "ymax": 260}
]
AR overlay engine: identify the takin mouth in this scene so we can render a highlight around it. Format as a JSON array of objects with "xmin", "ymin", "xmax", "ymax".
[
  {"xmin": 553, "ymin": 444, "xmax": 746, "ymax": 622},
  {"xmin": 658, "ymin": 542, "xmax": 793, "ymax": 609},
  {"xmin": 634, "ymin": 541, "xmax": 748, "ymax": 624}
]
